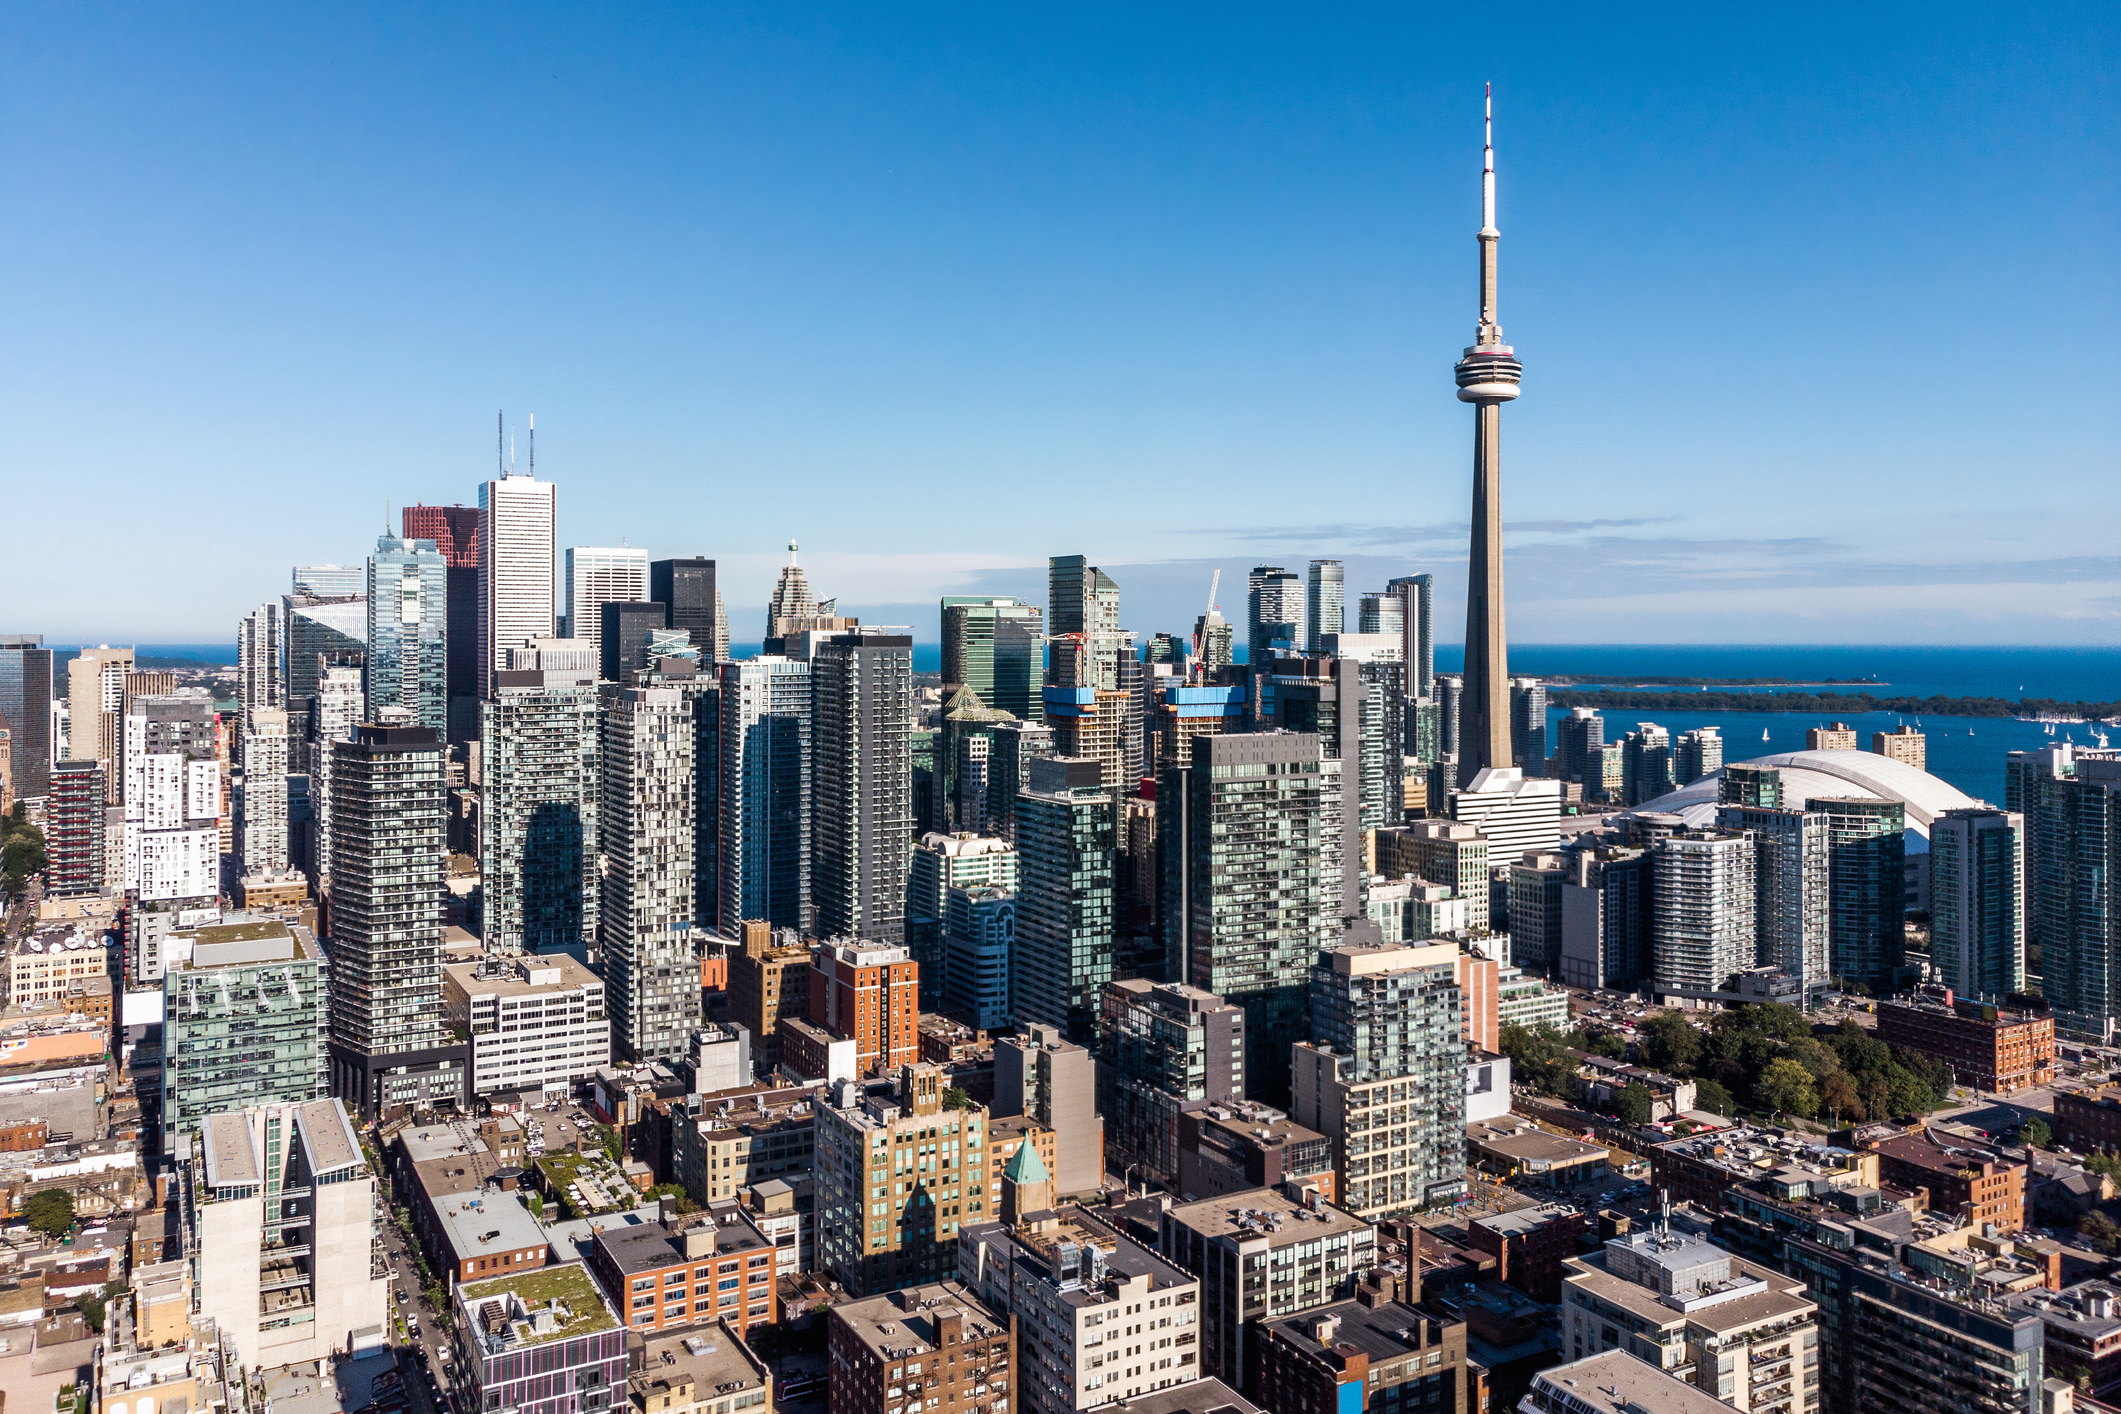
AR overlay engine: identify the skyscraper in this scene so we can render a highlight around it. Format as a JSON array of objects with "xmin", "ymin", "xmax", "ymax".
[
  {"xmin": 1650, "ymin": 829, "xmax": 1757, "ymax": 1001},
  {"xmin": 1930, "ymin": 807, "xmax": 2025, "ymax": 1000},
  {"xmin": 718, "ymin": 655, "xmax": 812, "ymax": 933},
  {"xmin": 1508, "ymin": 677, "xmax": 1547, "ymax": 775},
  {"xmin": 1385, "ymin": 573, "xmax": 1435, "ymax": 701},
  {"xmin": 2030, "ymin": 758, "xmax": 2121, "ymax": 1040},
  {"xmin": 1246, "ymin": 566, "xmax": 1303, "ymax": 665},
  {"xmin": 292, "ymin": 565, "xmax": 364, "ymax": 597},
  {"xmin": 477, "ymin": 450, "xmax": 558, "ymax": 701},
  {"xmin": 1096, "ymin": 978, "xmax": 1246, "ymax": 1186},
  {"xmin": 46, "ymin": 759, "xmax": 106, "ymax": 895},
  {"xmin": 811, "ymin": 630, "xmax": 914, "ymax": 947},
  {"xmin": 1453, "ymin": 89, "xmax": 1524, "ymax": 785},
  {"xmin": 941, "ymin": 597, "xmax": 1044, "ymax": 721},
  {"xmin": 1717, "ymin": 776, "xmax": 1830, "ymax": 999},
  {"xmin": 308, "ymin": 663, "xmax": 362, "ymax": 889},
  {"xmin": 399, "ymin": 504, "xmax": 480, "ymax": 747},
  {"xmin": 650, "ymin": 557, "xmax": 729, "ymax": 665},
  {"xmin": 0, "ymin": 636, "xmax": 53, "ymax": 800},
  {"xmin": 1820, "ymin": 797, "xmax": 1907, "ymax": 992},
  {"xmin": 366, "ymin": 534, "xmax": 448, "ymax": 733},
  {"xmin": 69, "ymin": 644, "xmax": 135, "ymax": 776},
  {"xmin": 281, "ymin": 594, "xmax": 366, "ymax": 763},
  {"xmin": 600, "ymin": 685, "xmax": 701, "ymax": 1062},
  {"xmin": 564, "ymin": 546, "xmax": 650, "ymax": 655},
  {"xmin": 1014, "ymin": 756, "xmax": 1116, "ymax": 1044},
  {"xmin": 1048, "ymin": 555, "xmax": 1123, "ymax": 691},
  {"xmin": 124, "ymin": 694, "xmax": 221, "ymax": 904},
  {"xmin": 1554, "ymin": 707, "xmax": 1604, "ymax": 785},
  {"xmin": 480, "ymin": 666, "xmax": 600, "ymax": 954},
  {"xmin": 1674, "ymin": 727, "xmax": 1724, "ymax": 785},
  {"xmin": 908, "ymin": 832, "xmax": 1018, "ymax": 1010},
  {"xmin": 237, "ymin": 707, "xmax": 290, "ymax": 876},
  {"xmin": 1305, "ymin": 559, "xmax": 1345, "ymax": 648},
  {"xmin": 766, "ymin": 542, "xmax": 817, "ymax": 638},
  {"xmin": 327, "ymin": 723, "xmax": 465, "ymax": 1115},
  {"xmin": 598, "ymin": 601, "xmax": 668, "ymax": 684}
]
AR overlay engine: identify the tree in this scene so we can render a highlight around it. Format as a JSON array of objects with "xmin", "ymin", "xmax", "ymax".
[
  {"xmin": 2080, "ymin": 1210, "xmax": 2121, "ymax": 1256},
  {"xmin": 1758, "ymin": 1059, "xmax": 1820, "ymax": 1119},
  {"xmin": 1638, "ymin": 1013, "xmax": 1702, "ymax": 1075},
  {"xmin": 942, "ymin": 1087, "xmax": 972, "ymax": 1111},
  {"xmin": 1571, "ymin": 1025, "xmax": 1625, "ymax": 1060},
  {"xmin": 1, "ymin": 820, "xmax": 46, "ymax": 895},
  {"xmin": 2022, "ymin": 1117, "xmax": 2053, "ymax": 1150},
  {"xmin": 1819, "ymin": 1073, "xmax": 1865, "ymax": 1123},
  {"xmin": 23, "ymin": 1187, "xmax": 73, "ymax": 1238},
  {"xmin": 1693, "ymin": 1079, "xmax": 1735, "ymax": 1116},
  {"xmin": 1615, "ymin": 1082, "xmax": 1654, "ymax": 1127}
]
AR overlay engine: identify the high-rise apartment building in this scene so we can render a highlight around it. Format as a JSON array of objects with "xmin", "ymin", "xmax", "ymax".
[
  {"xmin": 234, "ymin": 611, "xmax": 278, "ymax": 752},
  {"xmin": 46, "ymin": 759, "xmax": 106, "ymax": 894},
  {"xmin": 813, "ymin": 1065, "xmax": 991, "ymax": 1296},
  {"xmin": 941, "ymin": 597, "xmax": 1044, "ymax": 721},
  {"xmin": 1048, "ymin": 555, "xmax": 1124, "ymax": 691},
  {"xmin": 1161, "ymin": 731, "xmax": 1333, "ymax": 1100},
  {"xmin": 307, "ymin": 664, "xmax": 363, "ymax": 887},
  {"xmin": 907, "ymin": 833, "xmax": 1017, "ymax": 1010},
  {"xmin": 0, "ymin": 636, "xmax": 54, "ymax": 800},
  {"xmin": 1015, "ymin": 756, "xmax": 1117, "ymax": 1043},
  {"xmin": 1559, "ymin": 846, "xmax": 1651, "ymax": 990},
  {"xmin": 601, "ymin": 685, "xmax": 701, "ymax": 1063},
  {"xmin": 480, "ymin": 666, "xmax": 599, "ymax": 954},
  {"xmin": 124, "ymin": 694, "xmax": 221, "ymax": 903},
  {"xmin": 1097, "ymin": 979, "xmax": 1246, "ymax": 1186},
  {"xmin": 292, "ymin": 565, "xmax": 364, "ymax": 597},
  {"xmin": 1806, "ymin": 722, "xmax": 1859, "ymax": 751},
  {"xmin": 71, "ymin": 645, "xmax": 136, "ymax": 774},
  {"xmin": 1674, "ymin": 726, "xmax": 1724, "ymax": 785},
  {"xmin": 1621, "ymin": 723, "xmax": 1675, "ymax": 805},
  {"xmin": 1357, "ymin": 590, "xmax": 1403, "ymax": 641},
  {"xmin": 562, "ymin": 545, "xmax": 649, "ymax": 657},
  {"xmin": 2024, "ymin": 757, "xmax": 2121, "ymax": 1039},
  {"xmin": 1718, "ymin": 793, "xmax": 1830, "ymax": 999},
  {"xmin": 650, "ymin": 556, "xmax": 729, "ymax": 664},
  {"xmin": 985, "ymin": 718, "xmax": 1053, "ymax": 843},
  {"xmin": 718, "ymin": 655, "xmax": 811, "ymax": 932},
  {"xmin": 812, "ymin": 631, "xmax": 914, "ymax": 947},
  {"xmin": 1192, "ymin": 607, "xmax": 1235, "ymax": 677},
  {"xmin": 944, "ymin": 886, "xmax": 1015, "ymax": 1029},
  {"xmin": 399, "ymin": 505, "xmax": 481, "ymax": 746},
  {"xmin": 1246, "ymin": 566, "xmax": 1304, "ymax": 665},
  {"xmin": 1650, "ymin": 829, "xmax": 1757, "ymax": 1001},
  {"xmin": 807, "ymin": 939, "xmax": 921, "ymax": 1077},
  {"xmin": 1929, "ymin": 807, "xmax": 2026, "ymax": 1001},
  {"xmin": 366, "ymin": 534, "xmax": 449, "ymax": 733},
  {"xmin": 1384, "ymin": 573, "xmax": 1435, "ymax": 700},
  {"xmin": 477, "ymin": 467, "xmax": 557, "ymax": 700},
  {"xmin": 1872, "ymin": 724, "xmax": 1927, "ymax": 771},
  {"xmin": 1305, "ymin": 559, "xmax": 1345, "ymax": 647},
  {"xmin": 1554, "ymin": 707, "xmax": 1604, "ymax": 785},
  {"xmin": 326, "ymin": 723, "xmax": 465, "ymax": 1115},
  {"xmin": 1509, "ymin": 851, "xmax": 1569, "ymax": 976},
  {"xmin": 237, "ymin": 706, "xmax": 291, "ymax": 876},
  {"xmin": 164, "ymin": 919, "xmax": 330, "ymax": 1152},
  {"xmin": 281, "ymin": 594, "xmax": 366, "ymax": 757},
  {"xmin": 994, "ymin": 1025, "xmax": 1103, "ymax": 1199},
  {"xmin": 1508, "ymin": 677, "xmax": 1547, "ymax": 775},
  {"xmin": 1375, "ymin": 819, "xmax": 1492, "ymax": 924},
  {"xmin": 1292, "ymin": 940, "xmax": 1467, "ymax": 1217},
  {"xmin": 1820, "ymin": 797, "xmax": 1906, "ymax": 992}
]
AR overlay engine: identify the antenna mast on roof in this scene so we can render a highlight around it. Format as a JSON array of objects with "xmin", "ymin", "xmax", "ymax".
[
  {"xmin": 529, "ymin": 413, "xmax": 535, "ymax": 474},
  {"xmin": 498, "ymin": 410, "xmax": 505, "ymax": 475}
]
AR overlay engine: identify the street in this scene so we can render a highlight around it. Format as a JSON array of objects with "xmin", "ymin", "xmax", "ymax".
[{"xmin": 376, "ymin": 1194, "xmax": 455, "ymax": 1414}]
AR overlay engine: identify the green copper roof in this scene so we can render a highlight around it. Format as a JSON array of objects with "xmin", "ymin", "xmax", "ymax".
[{"xmin": 1002, "ymin": 1141, "xmax": 1050, "ymax": 1185}]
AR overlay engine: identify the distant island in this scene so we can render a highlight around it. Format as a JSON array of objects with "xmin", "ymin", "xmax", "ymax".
[
  {"xmin": 1549, "ymin": 688, "xmax": 2121, "ymax": 720},
  {"xmin": 1543, "ymin": 675, "xmax": 1883, "ymax": 688}
]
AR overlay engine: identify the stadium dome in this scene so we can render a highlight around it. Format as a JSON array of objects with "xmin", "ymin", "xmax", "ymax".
[{"xmin": 1631, "ymin": 749, "xmax": 1985, "ymax": 841}]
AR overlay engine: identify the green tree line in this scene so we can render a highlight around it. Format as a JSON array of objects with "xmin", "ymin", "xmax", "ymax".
[{"xmin": 1548, "ymin": 689, "xmax": 2121, "ymax": 720}]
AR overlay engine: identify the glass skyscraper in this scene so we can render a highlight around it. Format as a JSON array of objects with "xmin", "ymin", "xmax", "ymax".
[
  {"xmin": 811, "ymin": 631, "xmax": 914, "ymax": 947},
  {"xmin": 0, "ymin": 635, "xmax": 53, "ymax": 799},
  {"xmin": 365, "ymin": 535, "xmax": 448, "ymax": 733},
  {"xmin": 940, "ymin": 596, "xmax": 1044, "ymax": 721},
  {"xmin": 1014, "ymin": 755, "xmax": 1116, "ymax": 1044},
  {"xmin": 480, "ymin": 667, "xmax": 600, "ymax": 954},
  {"xmin": 718, "ymin": 655, "xmax": 811, "ymax": 933}
]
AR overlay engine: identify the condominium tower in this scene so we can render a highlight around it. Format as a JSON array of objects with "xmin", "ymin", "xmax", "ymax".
[
  {"xmin": 480, "ymin": 666, "xmax": 600, "ymax": 954},
  {"xmin": 366, "ymin": 534, "xmax": 449, "ymax": 733},
  {"xmin": 399, "ymin": 504, "xmax": 481, "ymax": 746},
  {"xmin": 811, "ymin": 631, "xmax": 915, "ymax": 947},
  {"xmin": 718, "ymin": 655, "xmax": 811, "ymax": 933},
  {"xmin": 601, "ymin": 685, "xmax": 702, "ymax": 1062}
]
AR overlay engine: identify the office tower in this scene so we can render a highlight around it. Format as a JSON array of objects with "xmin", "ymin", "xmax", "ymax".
[
  {"xmin": 808, "ymin": 939, "xmax": 920, "ymax": 1076},
  {"xmin": 1650, "ymin": 829, "xmax": 1757, "ymax": 1000},
  {"xmin": 718, "ymin": 655, "xmax": 811, "ymax": 932},
  {"xmin": 124, "ymin": 694, "xmax": 221, "ymax": 902},
  {"xmin": 944, "ymin": 887, "xmax": 1015, "ymax": 1029},
  {"xmin": 326, "ymin": 723, "xmax": 464, "ymax": 1115},
  {"xmin": 1386, "ymin": 573, "xmax": 1436, "ymax": 700},
  {"xmin": 1510, "ymin": 851, "xmax": 1568, "ymax": 974},
  {"xmin": 938, "ymin": 685, "xmax": 1015, "ymax": 835},
  {"xmin": 813, "ymin": 1064, "xmax": 990, "ymax": 1295},
  {"xmin": 1450, "ymin": 765, "xmax": 1562, "ymax": 859},
  {"xmin": 400, "ymin": 504, "xmax": 481, "ymax": 746},
  {"xmin": 1674, "ymin": 726, "xmax": 1724, "ymax": 785},
  {"xmin": 443, "ymin": 952, "xmax": 609, "ymax": 1093},
  {"xmin": 182, "ymin": 1099, "xmax": 388, "ymax": 1370},
  {"xmin": 1293, "ymin": 939, "xmax": 1467, "ymax": 1217},
  {"xmin": 290, "ymin": 564, "xmax": 360, "ymax": 597},
  {"xmin": 1820, "ymin": 797, "xmax": 1906, "ymax": 991},
  {"xmin": 0, "ymin": 636, "xmax": 53, "ymax": 800},
  {"xmin": 1246, "ymin": 565, "xmax": 1304, "ymax": 664},
  {"xmin": 365, "ymin": 534, "xmax": 449, "ymax": 732},
  {"xmin": 1620, "ymin": 723, "xmax": 1674, "ymax": 805},
  {"xmin": 562, "ymin": 546, "xmax": 648, "ymax": 651},
  {"xmin": 1192, "ymin": 608, "xmax": 1235, "ymax": 678},
  {"xmin": 1718, "ymin": 789, "xmax": 1830, "ymax": 998},
  {"xmin": 1929, "ymin": 807, "xmax": 2025, "ymax": 1000},
  {"xmin": 234, "ymin": 608, "xmax": 279, "ymax": 751},
  {"xmin": 1015, "ymin": 756, "xmax": 1117, "ymax": 1043},
  {"xmin": 307, "ymin": 664, "xmax": 362, "ymax": 887},
  {"xmin": 908, "ymin": 832, "xmax": 1018, "ymax": 1008},
  {"xmin": 942, "ymin": 596, "xmax": 1044, "ymax": 721},
  {"xmin": 46, "ymin": 759, "xmax": 106, "ymax": 894},
  {"xmin": 1305, "ymin": 559, "xmax": 1345, "ymax": 646},
  {"xmin": 1436, "ymin": 673, "xmax": 1463, "ymax": 761},
  {"xmin": 765, "ymin": 540, "xmax": 817, "ymax": 636},
  {"xmin": 597, "ymin": 600, "xmax": 666, "ymax": 683},
  {"xmin": 1113, "ymin": 634, "xmax": 1148, "ymax": 790},
  {"xmin": 1508, "ymin": 677, "xmax": 1547, "ymax": 774},
  {"xmin": 986, "ymin": 719, "xmax": 1053, "ymax": 842},
  {"xmin": 479, "ymin": 665, "xmax": 599, "ymax": 954},
  {"xmin": 163, "ymin": 919, "xmax": 330, "ymax": 1152},
  {"xmin": 650, "ymin": 556, "xmax": 729, "ymax": 664},
  {"xmin": 600, "ymin": 685, "xmax": 700, "ymax": 1063},
  {"xmin": 1559, "ymin": 846, "xmax": 1651, "ymax": 990},
  {"xmin": 477, "ymin": 461, "xmax": 557, "ymax": 700},
  {"xmin": 1872, "ymin": 724, "xmax": 1926, "ymax": 771},
  {"xmin": 237, "ymin": 706, "xmax": 290, "ymax": 875},
  {"xmin": 1806, "ymin": 722, "xmax": 1859, "ymax": 751},
  {"xmin": 1357, "ymin": 590, "xmax": 1403, "ymax": 639},
  {"xmin": 1096, "ymin": 979, "xmax": 1245, "ymax": 1185},
  {"xmin": 1161, "ymin": 731, "xmax": 1330, "ymax": 1098},
  {"xmin": 281, "ymin": 594, "xmax": 365, "ymax": 756},
  {"xmin": 1048, "ymin": 554, "xmax": 1124, "ymax": 689},
  {"xmin": 1554, "ymin": 706, "xmax": 1603, "ymax": 784},
  {"xmin": 1454, "ymin": 94, "xmax": 1524, "ymax": 784},
  {"xmin": 812, "ymin": 630, "xmax": 914, "ymax": 946},
  {"xmin": 994, "ymin": 1025, "xmax": 1103, "ymax": 1197},
  {"xmin": 70, "ymin": 645, "xmax": 136, "ymax": 774}
]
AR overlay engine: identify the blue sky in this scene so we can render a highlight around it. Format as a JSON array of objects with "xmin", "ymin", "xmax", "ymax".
[{"xmin": 3, "ymin": 4, "xmax": 2114, "ymax": 645}]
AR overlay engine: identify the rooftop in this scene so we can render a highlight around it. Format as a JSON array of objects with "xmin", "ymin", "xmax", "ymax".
[
  {"xmin": 1093, "ymin": 1377, "xmax": 1263, "ymax": 1414},
  {"xmin": 834, "ymin": 1280, "xmax": 1009, "ymax": 1362},
  {"xmin": 434, "ymin": 1185, "xmax": 549, "ymax": 1262},
  {"xmin": 1165, "ymin": 1186, "xmax": 1373, "ymax": 1245},
  {"xmin": 444, "ymin": 953, "xmax": 601, "ymax": 998},
  {"xmin": 458, "ymin": 1261, "xmax": 617, "ymax": 1350},
  {"xmin": 1870, "ymin": 1127, "xmax": 2023, "ymax": 1176},
  {"xmin": 1564, "ymin": 1238, "xmax": 1815, "ymax": 1336},
  {"xmin": 629, "ymin": 1324, "xmax": 770, "ymax": 1408},
  {"xmin": 595, "ymin": 1217, "xmax": 769, "ymax": 1277},
  {"xmin": 1631, "ymin": 748, "xmax": 1981, "ymax": 840},
  {"xmin": 1261, "ymin": 1297, "xmax": 1455, "ymax": 1366},
  {"xmin": 1526, "ymin": 1350, "xmax": 1732, "ymax": 1414}
]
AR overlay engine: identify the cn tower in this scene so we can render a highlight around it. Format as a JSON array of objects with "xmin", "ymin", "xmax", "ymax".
[{"xmin": 1454, "ymin": 84, "xmax": 1523, "ymax": 786}]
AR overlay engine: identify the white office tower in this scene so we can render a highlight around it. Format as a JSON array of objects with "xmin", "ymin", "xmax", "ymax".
[
  {"xmin": 480, "ymin": 667, "xmax": 600, "ymax": 954},
  {"xmin": 1650, "ymin": 830, "xmax": 1757, "ymax": 1003},
  {"xmin": 185, "ymin": 1099, "xmax": 388, "ymax": 1370},
  {"xmin": 125, "ymin": 695, "xmax": 222, "ymax": 901},
  {"xmin": 292, "ymin": 564, "xmax": 364, "ymax": 597},
  {"xmin": 443, "ymin": 953, "xmax": 610, "ymax": 1094},
  {"xmin": 308, "ymin": 665, "xmax": 363, "ymax": 887},
  {"xmin": 1930, "ymin": 807, "xmax": 2026, "ymax": 1000},
  {"xmin": 1449, "ymin": 765, "xmax": 1562, "ymax": 858},
  {"xmin": 235, "ymin": 604, "xmax": 281, "ymax": 741},
  {"xmin": 238, "ymin": 707, "xmax": 290, "ymax": 874},
  {"xmin": 478, "ymin": 460, "xmax": 558, "ymax": 699},
  {"xmin": 600, "ymin": 686, "xmax": 700, "ymax": 1063},
  {"xmin": 564, "ymin": 546, "xmax": 650, "ymax": 652}
]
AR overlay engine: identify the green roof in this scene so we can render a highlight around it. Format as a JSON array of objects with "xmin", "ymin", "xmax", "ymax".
[
  {"xmin": 1002, "ymin": 1141, "xmax": 1050, "ymax": 1185},
  {"xmin": 458, "ymin": 1262, "xmax": 617, "ymax": 1347}
]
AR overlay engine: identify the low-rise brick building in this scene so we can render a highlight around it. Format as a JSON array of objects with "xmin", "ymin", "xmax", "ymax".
[
  {"xmin": 587, "ymin": 1215, "xmax": 778, "ymax": 1337},
  {"xmin": 1249, "ymin": 1283, "xmax": 1467, "ymax": 1414},
  {"xmin": 1868, "ymin": 1127, "xmax": 2025, "ymax": 1230},
  {"xmin": 827, "ymin": 1279, "xmax": 1016, "ymax": 1414},
  {"xmin": 1876, "ymin": 986, "xmax": 2053, "ymax": 1095},
  {"xmin": 2055, "ymin": 1087, "xmax": 2121, "ymax": 1156}
]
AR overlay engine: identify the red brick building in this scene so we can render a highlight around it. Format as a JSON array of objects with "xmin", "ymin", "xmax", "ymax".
[
  {"xmin": 808, "ymin": 938, "xmax": 920, "ymax": 1077},
  {"xmin": 587, "ymin": 1217, "xmax": 778, "ymax": 1337},
  {"xmin": 1466, "ymin": 1204, "xmax": 1591, "ymax": 1303},
  {"xmin": 1869, "ymin": 1128, "xmax": 2026, "ymax": 1230},
  {"xmin": 1876, "ymin": 987, "xmax": 2054, "ymax": 1094},
  {"xmin": 2055, "ymin": 1088, "xmax": 2121, "ymax": 1156}
]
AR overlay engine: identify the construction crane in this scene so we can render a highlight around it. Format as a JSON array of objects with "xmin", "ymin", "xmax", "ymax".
[{"xmin": 1190, "ymin": 569, "xmax": 1222, "ymax": 681}]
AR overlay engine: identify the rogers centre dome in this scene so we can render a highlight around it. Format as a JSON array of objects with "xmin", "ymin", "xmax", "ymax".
[{"xmin": 1631, "ymin": 749, "xmax": 1985, "ymax": 841}]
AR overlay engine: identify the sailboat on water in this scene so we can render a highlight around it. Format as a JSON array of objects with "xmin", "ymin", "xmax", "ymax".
[{"xmin": 1761, "ymin": 728, "xmax": 1770, "ymax": 742}]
